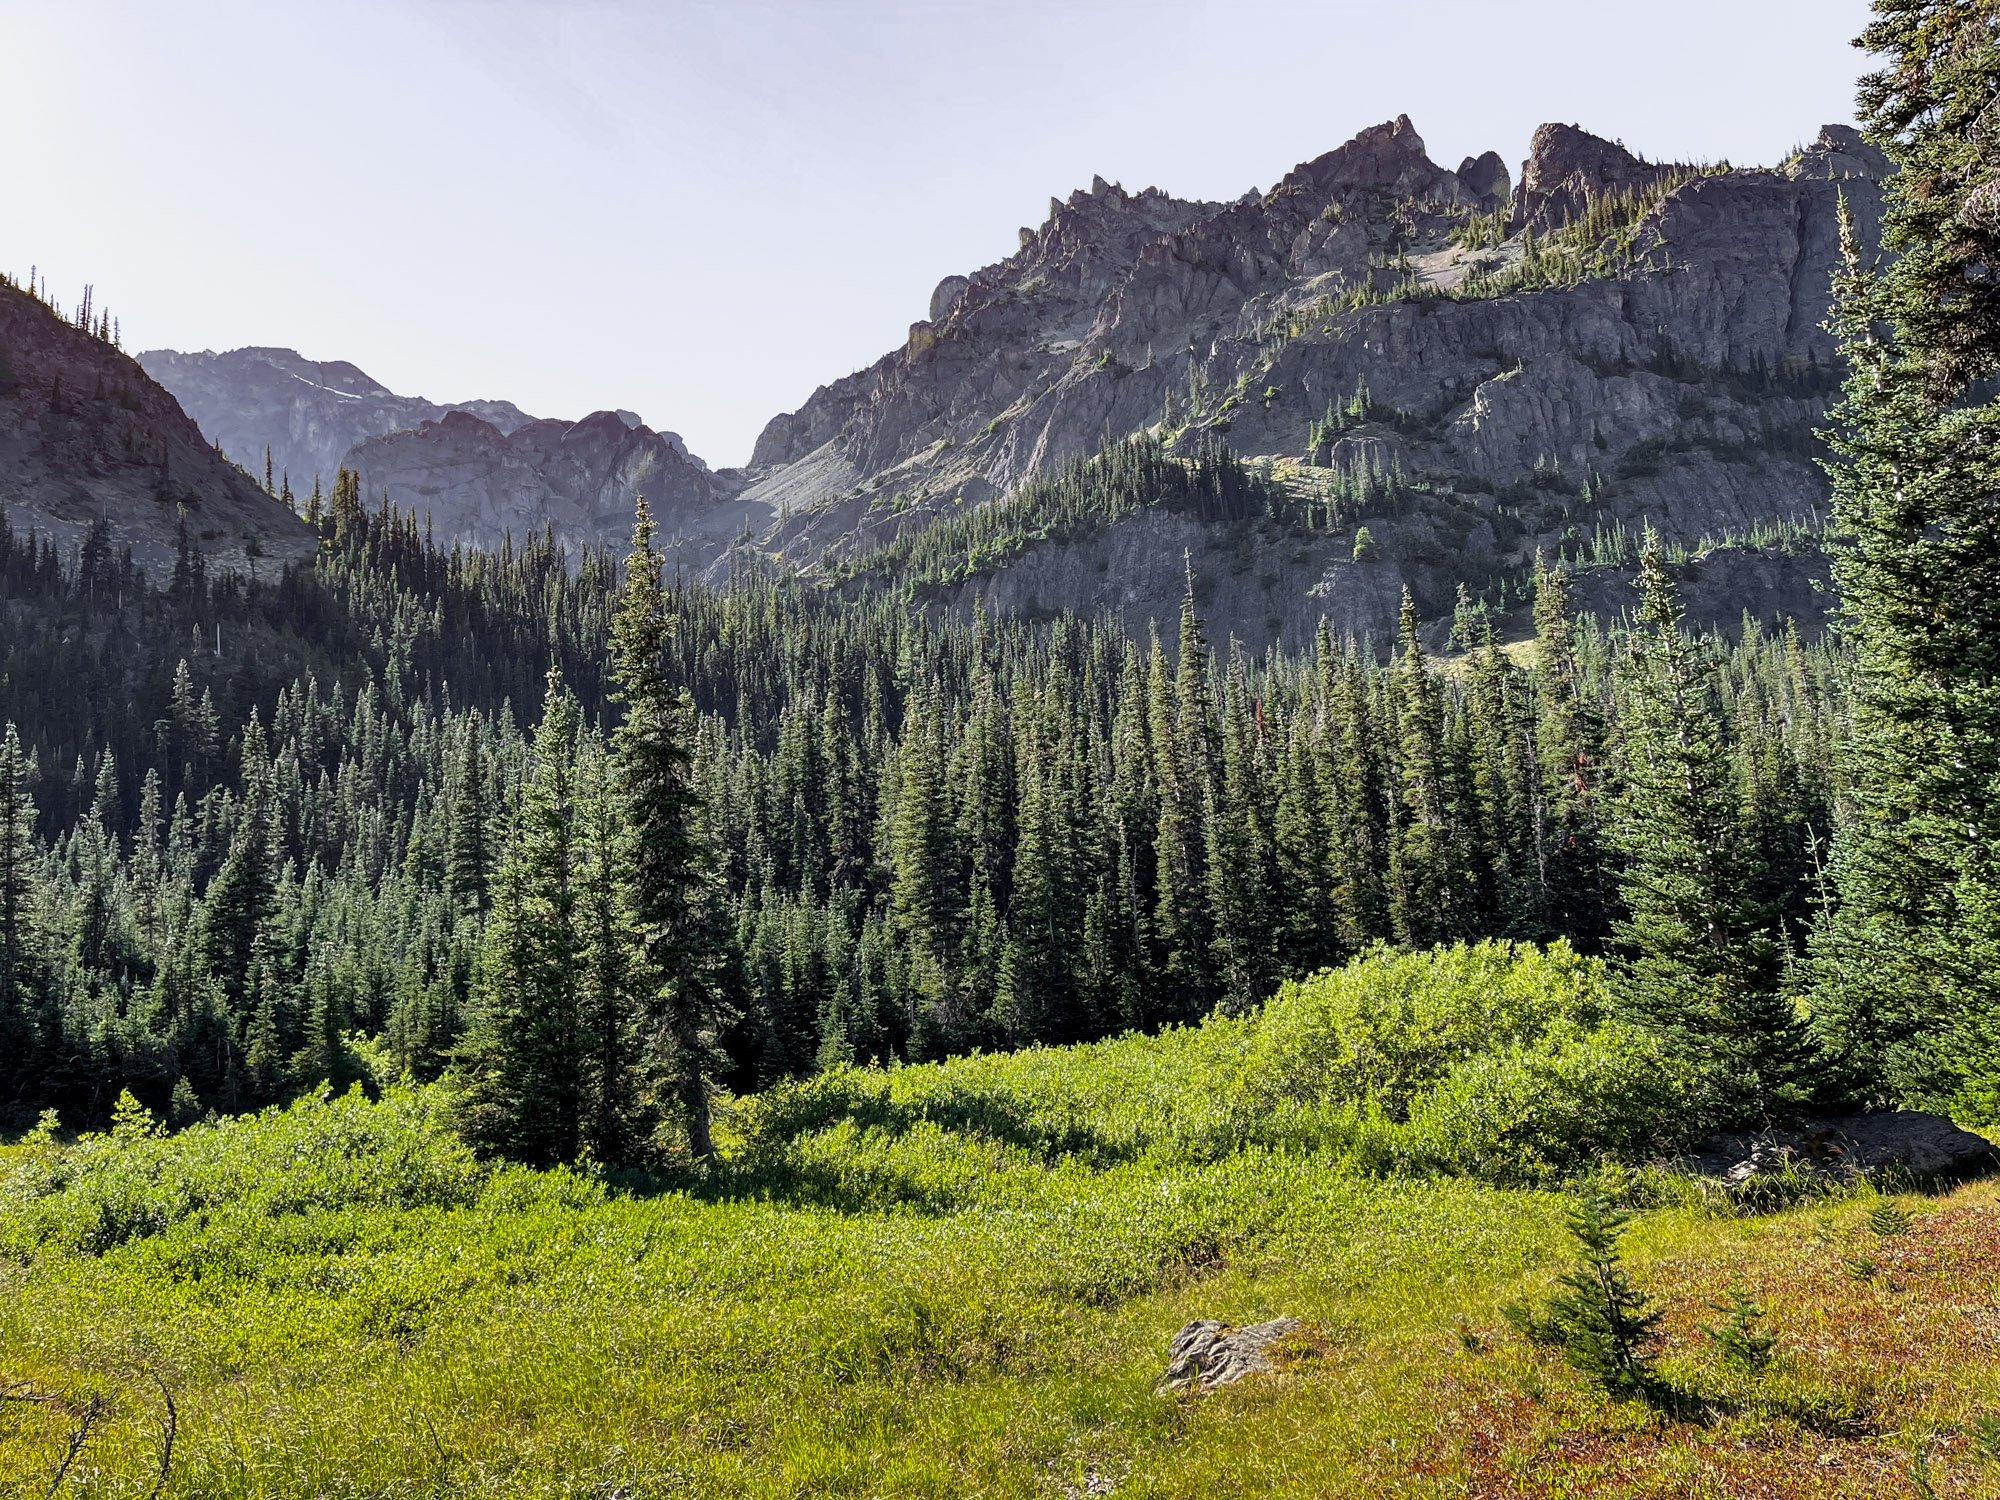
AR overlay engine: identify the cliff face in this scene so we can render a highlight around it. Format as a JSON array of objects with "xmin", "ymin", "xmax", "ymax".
[
  {"xmin": 0, "ymin": 284, "xmax": 312, "ymax": 577},
  {"xmin": 735, "ymin": 120, "xmax": 1887, "ymax": 644},
  {"xmin": 343, "ymin": 408, "xmax": 751, "ymax": 562},
  {"xmin": 135, "ymin": 345, "xmax": 540, "ymax": 496}
]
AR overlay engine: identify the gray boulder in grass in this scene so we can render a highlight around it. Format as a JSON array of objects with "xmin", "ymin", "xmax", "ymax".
[
  {"xmin": 1690, "ymin": 1111, "xmax": 2000, "ymax": 1185},
  {"xmin": 1158, "ymin": 1317, "xmax": 1305, "ymax": 1394}
]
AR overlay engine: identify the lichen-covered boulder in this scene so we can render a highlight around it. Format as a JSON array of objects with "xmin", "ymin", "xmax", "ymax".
[{"xmin": 1158, "ymin": 1316, "xmax": 1305, "ymax": 1394}]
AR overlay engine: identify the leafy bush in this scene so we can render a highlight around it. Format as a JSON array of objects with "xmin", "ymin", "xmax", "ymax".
[
  {"xmin": 1397, "ymin": 1018, "xmax": 1696, "ymax": 1182},
  {"xmin": 0, "ymin": 1085, "xmax": 488, "ymax": 1255},
  {"xmin": 1249, "ymin": 941, "xmax": 1608, "ymax": 1116},
  {"xmin": 735, "ymin": 942, "xmax": 1692, "ymax": 1193}
]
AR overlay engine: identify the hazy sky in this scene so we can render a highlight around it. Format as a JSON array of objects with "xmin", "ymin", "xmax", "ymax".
[{"xmin": 5, "ymin": 0, "xmax": 1875, "ymax": 466}]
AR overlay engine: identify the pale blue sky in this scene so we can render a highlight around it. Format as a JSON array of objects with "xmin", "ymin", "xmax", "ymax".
[{"xmin": 5, "ymin": 0, "xmax": 1875, "ymax": 465}]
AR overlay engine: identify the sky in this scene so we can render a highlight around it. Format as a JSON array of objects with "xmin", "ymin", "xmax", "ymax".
[{"xmin": 3, "ymin": 0, "xmax": 1876, "ymax": 467}]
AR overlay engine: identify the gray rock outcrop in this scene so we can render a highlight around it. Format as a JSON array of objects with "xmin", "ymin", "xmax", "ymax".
[
  {"xmin": 1159, "ymin": 1317, "xmax": 1306, "ymax": 1394},
  {"xmin": 139, "ymin": 346, "xmax": 742, "ymax": 561},
  {"xmin": 726, "ymin": 117, "xmax": 1885, "ymax": 648},
  {"xmin": 1457, "ymin": 150, "xmax": 1512, "ymax": 206},
  {"xmin": 343, "ymin": 407, "xmax": 750, "ymax": 560},
  {"xmin": 1691, "ymin": 1112, "xmax": 2000, "ymax": 1185}
]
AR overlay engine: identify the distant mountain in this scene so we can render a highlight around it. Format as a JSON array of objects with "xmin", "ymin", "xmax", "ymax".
[
  {"xmin": 0, "ymin": 281, "xmax": 312, "ymax": 577},
  {"xmin": 730, "ymin": 119, "xmax": 1889, "ymax": 645},
  {"xmin": 135, "ymin": 345, "xmax": 542, "ymax": 495},
  {"xmin": 343, "ymin": 408, "xmax": 754, "ymax": 562},
  {"xmin": 141, "ymin": 345, "xmax": 743, "ymax": 560}
]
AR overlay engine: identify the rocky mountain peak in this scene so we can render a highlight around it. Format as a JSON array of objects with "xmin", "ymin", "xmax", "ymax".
[
  {"xmin": 138, "ymin": 345, "xmax": 540, "ymax": 492},
  {"xmin": 1456, "ymin": 151, "xmax": 1512, "ymax": 206},
  {"xmin": 1786, "ymin": 122, "xmax": 1892, "ymax": 181},
  {"xmin": 1518, "ymin": 122, "xmax": 1679, "ymax": 226},
  {"xmin": 929, "ymin": 274, "xmax": 971, "ymax": 322},
  {"xmin": 1279, "ymin": 115, "xmax": 1459, "ymax": 202},
  {"xmin": 729, "ymin": 114, "xmax": 1886, "ymax": 650}
]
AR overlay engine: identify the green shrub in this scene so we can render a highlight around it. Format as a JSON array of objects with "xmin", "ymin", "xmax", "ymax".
[
  {"xmin": 0, "ymin": 1086, "xmax": 487, "ymax": 1256},
  {"xmin": 1398, "ymin": 1018, "xmax": 1695, "ymax": 1182},
  {"xmin": 1249, "ymin": 941, "xmax": 1608, "ymax": 1117},
  {"xmin": 736, "ymin": 942, "xmax": 1690, "ymax": 1194}
]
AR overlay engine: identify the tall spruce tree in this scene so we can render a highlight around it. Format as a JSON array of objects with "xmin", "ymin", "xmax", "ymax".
[
  {"xmin": 1531, "ymin": 552, "xmax": 1610, "ymax": 948},
  {"xmin": 1611, "ymin": 537, "xmax": 1814, "ymax": 1126},
  {"xmin": 576, "ymin": 735, "xmax": 639, "ymax": 1163},
  {"xmin": 1387, "ymin": 590, "xmax": 1466, "ymax": 946},
  {"xmin": 197, "ymin": 716, "xmax": 277, "ymax": 1008},
  {"xmin": 1816, "ymin": 2, "xmax": 2000, "ymax": 1111},
  {"xmin": 609, "ymin": 498, "xmax": 724, "ymax": 1157},
  {"xmin": 459, "ymin": 669, "xmax": 586, "ymax": 1165},
  {"xmin": 1152, "ymin": 582, "xmax": 1220, "ymax": 1016}
]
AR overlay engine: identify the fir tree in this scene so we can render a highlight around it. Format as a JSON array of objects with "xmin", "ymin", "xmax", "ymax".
[
  {"xmin": 458, "ymin": 670, "xmax": 585, "ymax": 1165},
  {"xmin": 1531, "ymin": 553, "xmax": 1610, "ymax": 947},
  {"xmin": 1815, "ymin": 2, "xmax": 2000, "ymax": 1111},
  {"xmin": 609, "ymin": 498, "xmax": 724, "ymax": 1157},
  {"xmin": 1507, "ymin": 1193, "xmax": 1661, "ymax": 1398},
  {"xmin": 1610, "ymin": 538, "xmax": 1815, "ymax": 1126},
  {"xmin": 1152, "ymin": 586, "xmax": 1219, "ymax": 1017},
  {"xmin": 576, "ymin": 735, "xmax": 638, "ymax": 1163},
  {"xmin": 0, "ymin": 726, "xmax": 45, "ymax": 1107},
  {"xmin": 445, "ymin": 717, "xmax": 491, "ymax": 915},
  {"xmin": 1388, "ymin": 590, "xmax": 1465, "ymax": 945},
  {"xmin": 197, "ymin": 717, "xmax": 277, "ymax": 1007}
]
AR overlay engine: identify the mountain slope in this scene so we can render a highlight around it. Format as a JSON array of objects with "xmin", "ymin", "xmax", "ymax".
[
  {"xmin": 738, "ymin": 120, "xmax": 1886, "ymax": 645},
  {"xmin": 0, "ymin": 281, "xmax": 312, "ymax": 576}
]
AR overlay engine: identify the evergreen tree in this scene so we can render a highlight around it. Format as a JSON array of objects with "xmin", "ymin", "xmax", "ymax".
[
  {"xmin": 197, "ymin": 717, "xmax": 277, "ymax": 1009},
  {"xmin": 1387, "ymin": 590, "xmax": 1465, "ymax": 945},
  {"xmin": 0, "ymin": 726, "xmax": 45, "ymax": 1108},
  {"xmin": 458, "ymin": 670, "xmax": 585, "ymax": 1165},
  {"xmin": 1610, "ymin": 538, "xmax": 1814, "ymax": 1126},
  {"xmin": 576, "ymin": 736, "xmax": 638, "ymax": 1163},
  {"xmin": 1152, "ymin": 587, "xmax": 1220, "ymax": 1016},
  {"xmin": 609, "ymin": 498, "xmax": 724, "ymax": 1157},
  {"xmin": 1816, "ymin": 2, "xmax": 2000, "ymax": 1111},
  {"xmin": 1531, "ymin": 552, "xmax": 1610, "ymax": 947},
  {"xmin": 1509, "ymin": 1193, "xmax": 1661, "ymax": 1398},
  {"xmin": 445, "ymin": 717, "xmax": 491, "ymax": 916},
  {"xmin": 1207, "ymin": 655, "xmax": 1277, "ymax": 1010},
  {"xmin": 889, "ymin": 681, "xmax": 966, "ymax": 1051},
  {"xmin": 996, "ymin": 727, "xmax": 1067, "ymax": 1043}
]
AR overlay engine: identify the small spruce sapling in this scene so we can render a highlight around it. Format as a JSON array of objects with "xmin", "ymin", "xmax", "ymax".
[
  {"xmin": 1701, "ymin": 1286, "xmax": 1776, "ymax": 1373},
  {"xmin": 1503, "ymin": 1191, "xmax": 1660, "ymax": 1396},
  {"xmin": 1867, "ymin": 1200, "xmax": 1913, "ymax": 1238}
]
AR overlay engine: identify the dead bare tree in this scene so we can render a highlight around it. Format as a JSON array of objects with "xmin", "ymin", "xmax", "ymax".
[{"xmin": 142, "ymin": 1371, "xmax": 177, "ymax": 1500}]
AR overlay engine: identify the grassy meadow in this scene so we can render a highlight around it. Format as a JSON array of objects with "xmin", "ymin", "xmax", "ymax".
[{"xmin": 3, "ymin": 943, "xmax": 1998, "ymax": 1498}]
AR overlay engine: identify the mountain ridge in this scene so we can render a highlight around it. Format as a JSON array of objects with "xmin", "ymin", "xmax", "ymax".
[{"xmin": 129, "ymin": 115, "xmax": 1887, "ymax": 644}]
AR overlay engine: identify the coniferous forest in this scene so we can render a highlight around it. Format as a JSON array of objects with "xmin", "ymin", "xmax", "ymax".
[{"xmin": 0, "ymin": 453, "xmax": 1864, "ymax": 1153}]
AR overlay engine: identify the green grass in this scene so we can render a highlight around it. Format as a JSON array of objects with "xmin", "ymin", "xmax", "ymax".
[{"xmin": 4, "ymin": 944, "xmax": 1999, "ymax": 1497}]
